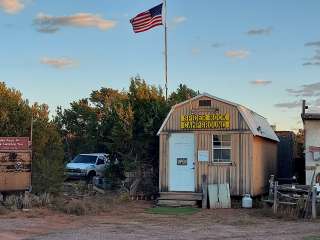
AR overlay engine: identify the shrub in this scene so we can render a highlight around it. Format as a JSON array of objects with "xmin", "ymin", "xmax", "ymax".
[
  {"xmin": 0, "ymin": 205, "xmax": 9, "ymax": 215},
  {"xmin": 63, "ymin": 199, "xmax": 87, "ymax": 216},
  {"xmin": 4, "ymin": 195, "xmax": 22, "ymax": 210}
]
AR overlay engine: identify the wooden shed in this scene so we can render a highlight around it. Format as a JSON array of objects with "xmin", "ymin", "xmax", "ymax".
[{"xmin": 157, "ymin": 93, "xmax": 279, "ymax": 200}]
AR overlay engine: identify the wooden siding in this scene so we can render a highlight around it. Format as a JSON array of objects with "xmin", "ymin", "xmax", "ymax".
[
  {"xmin": 195, "ymin": 132, "xmax": 253, "ymax": 196},
  {"xmin": 159, "ymin": 133, "xmax": 169, "ymax": 192},
  {"xmin": 162, "ymin": 96, "xmax": 250, "ymax": 132},
  {"xmin": 252, "ymin": 136, "xmax": 277, "ymax": 196},
  {"xmin": 159, "ymin": 131, "xmax": 254, "ymax": 196},
  {"xmin": 158, "ymin": 95, "xmax": 278, "ymax": 197}
]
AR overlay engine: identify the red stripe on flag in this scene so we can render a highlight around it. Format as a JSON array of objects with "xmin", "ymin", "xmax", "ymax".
[
  {"xmin": 132, "ymin": 13, "xmax": 150, "ymax": 22},
  {"xmin": 134, "ymin": 22, "xmax": 163, "ymax": 33},
  {"xmin": 133, "ymin": 18, "xmax": 162, "ymax": 30},
  {"xmin": 132, "ymin": 16, "xmax": 159, "ymax": 28},
  {"xmin": 132, "ymin": 17, "xmax": 152, "ymax": 25},
  {"xmin": 132, "ymin": 16, "xmax": 162, "ymax": 31}
]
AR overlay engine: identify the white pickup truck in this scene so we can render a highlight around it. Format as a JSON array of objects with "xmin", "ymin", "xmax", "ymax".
[{"xmin": 65, "ymin": 153, "xmax": 109, "ymax": 182}]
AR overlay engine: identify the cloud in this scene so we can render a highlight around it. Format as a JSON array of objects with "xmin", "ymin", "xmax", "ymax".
[
  {"xmin": 191, "ymin": 47, "xmax": 200, "ymax": 55},
  {"xmin": 172, "ymin": 16, "xmax": 186, "ymax": 25},
  {"xmin": 225, "ymin": 49, "xmax": 250, "ymax": 59},
  {"xmin": 169, "ymin": 16, "xmax": 186, "ymax": 29},
  {"xmin": 274, "ymin": 101, "xmax": 301, "ymax": 109},
  {"xmin": 313, "ymin": 50, "xmax": 320, "ymax": 60},
  {"xmin": 211, "ymin": 42, "xmax": 224, "ymax": 48},
  {"xmin": 303, "ymin": 61, "xmax": 320, "ymax": 66},
  {"xmin": 305, "ymin": 41, "xmax": 320, "ymax": 48},
  {"xmin": 277, "ymin": 82, "xmax": 320, "ymax": 110},
  {"xmin": 303, "ymin": 49, "xmax": 320, "ymax": 65},
  {"xmin": 0, "ymin": 0, "xmax": 24, "ymax": 14},
  {"xmin": 40, "ymin": 57, "xmax": 77, "ymax": 69},
  {"xmin": 246, "ymin": 27, "xmax": 272, "ymax": 36},
  {"xmin": 250, "ymin": 79, "xmax": 272, "ymax": 86},
  {"xmin": 314, "ymin": 98, "xmax": 320, "ymax": 107},
  {"xmin": 286, "ymin": 82, "xmax": 320, "ymax": 97},
  {"xmin": 303, "ymin": 48, "xmax": 320, "ymax": 66},
  {"xmin": 34, "ymin": 13, "xmax": 117, "ymax": 33}
]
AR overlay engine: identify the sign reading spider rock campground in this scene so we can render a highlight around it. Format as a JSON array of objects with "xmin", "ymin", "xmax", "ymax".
[{"xmin": 180, "ymin": 113, "xmax": 230, "ymax": 129}]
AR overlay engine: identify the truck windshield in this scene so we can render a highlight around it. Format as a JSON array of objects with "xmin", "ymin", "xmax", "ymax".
[{"xmin": 71, "ymin": 155, "xmax": 97, "ymax": 164}]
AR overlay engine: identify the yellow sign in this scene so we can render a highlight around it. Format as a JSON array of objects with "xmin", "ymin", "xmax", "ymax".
[{"xmin": 180, "ymin": 113, "xmax": 230, "ymax": 129}]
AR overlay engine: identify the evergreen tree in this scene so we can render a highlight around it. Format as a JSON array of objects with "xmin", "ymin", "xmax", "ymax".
[
  {"xmin": 0, "ymin": 82, "xmax": 65, "ymax": 194},
  {"xmin": 168, "ymin": 83, "xmax": 198, "ymax": 106}
]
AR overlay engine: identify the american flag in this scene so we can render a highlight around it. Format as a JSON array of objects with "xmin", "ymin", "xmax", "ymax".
[{"xmin": 130, "ymin": 3, "xmax": 163, "ymax": 33}]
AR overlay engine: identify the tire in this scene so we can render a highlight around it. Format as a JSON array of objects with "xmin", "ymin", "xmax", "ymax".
[{"xmin": 87, "ymin": 171, "xmax": 96, "ymax": 184}]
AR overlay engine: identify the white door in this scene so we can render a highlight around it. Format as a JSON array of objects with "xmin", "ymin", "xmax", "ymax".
[{"xmin": 169, "ymin": 133, "xmax": 195, "ymax": 191}]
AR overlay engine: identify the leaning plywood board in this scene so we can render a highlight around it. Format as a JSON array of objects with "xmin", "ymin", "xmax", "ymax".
[
  {"xmin": 208, "ymin": 184, "xmax": 219, "ymax": 208},
  {"xmin": 219, "ymin": 184, "xmax": 231, "ymax": 208},
  {"xmin": 208, "ymin": 184, "xmax": 231, "ymax": 209}
]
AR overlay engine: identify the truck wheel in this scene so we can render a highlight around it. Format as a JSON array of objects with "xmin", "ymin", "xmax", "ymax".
[{"xmin": 87, "ymin": 171, "xmax": 96, "ymax": 184}]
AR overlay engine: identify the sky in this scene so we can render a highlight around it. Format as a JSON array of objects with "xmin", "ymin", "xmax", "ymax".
[{"xmin": 1, "ymin": 0, "xmax": 320, "ymax": 131}]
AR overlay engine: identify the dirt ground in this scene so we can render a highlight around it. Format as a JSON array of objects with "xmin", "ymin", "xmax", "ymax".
[{"xmin": 0, "ymin": 201, "xmax": 319, "ymax": 240}]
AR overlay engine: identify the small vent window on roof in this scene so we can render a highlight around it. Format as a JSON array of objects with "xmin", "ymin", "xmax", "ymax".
[{"xmin": 199, "ymin": 100, "xmax": 211, "ymax": 107}]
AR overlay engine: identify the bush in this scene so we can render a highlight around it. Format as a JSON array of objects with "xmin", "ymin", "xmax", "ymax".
[
  {"xmin": 118, "ymin": 192, "xmax": 130, "ymax": 202},
  {"xmin": 2, "ymin": 193, "xmax": 52, "ymax": 210},
  {"xmin": 31, "ymin": 119, "xmax": 65, "ymax": 194},
  {"xmin": 4, "ymin": 195, "xmax": 22, "ymax": 210},
  {"xmin": 59, "ymin": 199, "xmax": 87, "ymax": 216},
  {"xmin": 105, "ymin": 158, "xmax": 125, "ymax": 189}
]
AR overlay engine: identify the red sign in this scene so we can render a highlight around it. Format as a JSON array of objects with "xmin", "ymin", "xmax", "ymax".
[{"xmin": 0, "ymin": 137, "xmax": 29, "ymax": 151}]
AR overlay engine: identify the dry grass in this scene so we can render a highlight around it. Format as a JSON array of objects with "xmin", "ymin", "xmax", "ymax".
[
  {"xmin": 3, "ymin": 195, "xmax": 22, "ymax": 210},
  {"xmin": 227, "ymin": 215, "xmax": 257, "ymax": 226},
  {"xmin": 0, "ymin": 181, "xmax": 131, "ymax": 217},
  {"xmin": 53, "ymin": 198, "xmax": 87, "ymax": 216},
  {"xmin": 0, "ymin": 205, "xmax": 9, "ymax": 215},
  {"xmin": 51, "ymin": 191, "xmax": 130, "ymax": 216}
]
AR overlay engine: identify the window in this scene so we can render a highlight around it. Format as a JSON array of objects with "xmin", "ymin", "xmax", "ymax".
[
  {"xmin": 212, "ymin": 134, "xmax": 231, "ymax": 163},
  {"xmin": 199, "ymin": 100, "xmax": 212, "ymax": 107},
  {"xmin": 177, "ymin": 158, "xmax": 188, "ymax": 166},
  {"xmin": 96, "ymin": 157, "xmax": 105, "ymax": 165},
  {"xmin": 71, "ymin": 155, "xmax": 97, "ymax": 164}
]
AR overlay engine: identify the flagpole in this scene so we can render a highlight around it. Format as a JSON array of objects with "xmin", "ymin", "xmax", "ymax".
[{"xmin": 164, "ymin": 0, "xmax": 168, "ymax": 101}]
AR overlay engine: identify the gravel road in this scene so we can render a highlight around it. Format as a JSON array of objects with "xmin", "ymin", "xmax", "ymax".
[{"xmin": 0, "ymin": 202, "xmax": 319, "ymax": 240}]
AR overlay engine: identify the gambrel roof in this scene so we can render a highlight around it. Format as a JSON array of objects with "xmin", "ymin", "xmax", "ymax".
[{"xmin": 158, "ymin": 93, "xmax": 279, "ymax": 142}]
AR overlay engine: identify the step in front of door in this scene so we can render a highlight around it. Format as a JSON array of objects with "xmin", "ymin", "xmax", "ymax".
[
  {"xmin": 159, "ymin": 192, "xmax": 203, "ymax": 201},
  {"xmin": 157, "ymin": 199, "xmax": 198, "ymax": 207}
]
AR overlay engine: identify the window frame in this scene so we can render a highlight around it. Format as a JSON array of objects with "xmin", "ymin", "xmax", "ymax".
[
  {"xmin": 96, "ymin": 157, "xmax": 105, "ymax": 165},
  {"xmin": 212, "ymin": 134, "xmax": 232, "ymax": 164},
  {"xmin": 198, "ymin": 99, "xmax": 212, "ymax": 108}
]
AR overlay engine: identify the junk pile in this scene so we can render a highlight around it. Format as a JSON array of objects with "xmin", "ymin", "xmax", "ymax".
[{"xmin": 265, "ymin": 174, "xmax": 320, "ymax": 219}]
